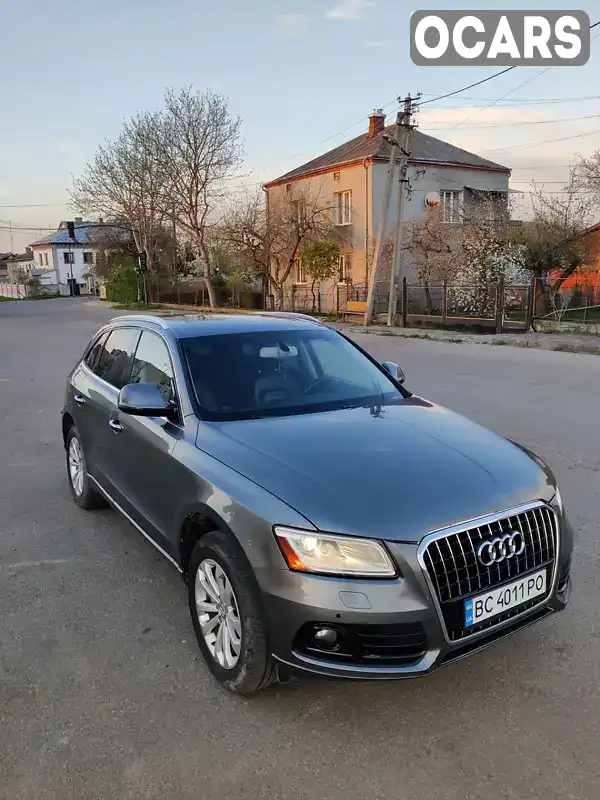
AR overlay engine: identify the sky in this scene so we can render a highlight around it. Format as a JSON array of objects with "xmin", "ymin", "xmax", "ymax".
[{"xmin": 1, "ymin": 0, "xmax": 600, "ymax": 252}]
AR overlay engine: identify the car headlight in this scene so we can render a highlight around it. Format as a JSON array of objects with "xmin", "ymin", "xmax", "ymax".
[{"xmin": 274, "ymin": 527, "xmax": 396, "ymax": 577}]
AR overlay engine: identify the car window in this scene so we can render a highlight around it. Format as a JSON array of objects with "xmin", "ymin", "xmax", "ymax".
[
  {"xmin": 94, "ymin": 328, "xmax": 140, "ymax": 389},
  {"xmin": 308, "ymin": 337, "xmax": 372, "ymax": 385},
  {"xmin": 181, "ymin": 329, "xmax": 403, "ymax": 421},
  {"xmin": 85, "ymin": 332, "xmax": 109, "ymax": 372},
  {"xmin": 129, "ymin": 331, "xmax": 175, "ymax": 403}
]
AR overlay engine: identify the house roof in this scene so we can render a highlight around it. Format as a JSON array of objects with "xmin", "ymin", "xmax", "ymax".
[
  {"xmin": 6, "ymin": 252, "xmax": 34, "ymax": 263},
  {"xmin": 31, "ymin": 223, "xmax": 98, "ymax": 246},
  {"xmin": 31, "ymin": 221, "xmax": 124, "ymax": 247},
  {"xmin": 265, "ymin": 124, "xmax": 510, "ymax": 187}
]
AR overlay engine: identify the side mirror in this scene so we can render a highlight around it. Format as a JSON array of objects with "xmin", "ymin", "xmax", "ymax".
[
  {"xmin": 118, "ymin": 382, "xmax": 178, "ymax": 420},
  {"xmin": 381, "ymin": 361, "xmax": 405, "ymax": 384}
]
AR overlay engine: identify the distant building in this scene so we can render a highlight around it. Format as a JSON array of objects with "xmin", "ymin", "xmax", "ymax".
[
  {"xmin": 29, "ymin": 218, "xmax": 101, "ymax": 296},
  {"xmin": 6, "ymin": 248, "xmax": 35, "ymax": 282},
  {"xmin": 0, "ymin": 252, "xmax": 14, "ymax": 281}
]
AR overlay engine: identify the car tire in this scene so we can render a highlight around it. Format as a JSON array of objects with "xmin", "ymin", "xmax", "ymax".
[
  {"xmin": 188, "ymin": 530, "xmax": 277, "ymax": 695},
  {"xmin": 65, "ymin": 426, "xmax": 106, "ymax": 510}
]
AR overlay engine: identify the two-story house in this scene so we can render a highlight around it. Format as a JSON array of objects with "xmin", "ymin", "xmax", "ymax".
[
  {"xmin": 29, "ymin": 219, "xmax": 100, "ymax": 296},
  {"xmin": 264, "ymin": 110, "xmax": 510, "ymax": 312}
]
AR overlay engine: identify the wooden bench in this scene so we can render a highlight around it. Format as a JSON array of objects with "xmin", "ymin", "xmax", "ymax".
[{"xmin": 342, "ymin": 300, "xmax": 367, "ymax": 321}]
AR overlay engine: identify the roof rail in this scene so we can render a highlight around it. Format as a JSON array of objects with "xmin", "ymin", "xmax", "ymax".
[
  {"xmin": 109, "ymin": 314, "xmax": 171, "ymax": 328},
  {"xmin": 254, "ymin": 311, "xmax": 327, "ymax": 326}
]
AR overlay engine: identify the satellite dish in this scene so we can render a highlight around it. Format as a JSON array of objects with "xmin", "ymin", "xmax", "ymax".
[{"xmin": 425, "ymin": 191, "xmax": 441, "ymax": 209}]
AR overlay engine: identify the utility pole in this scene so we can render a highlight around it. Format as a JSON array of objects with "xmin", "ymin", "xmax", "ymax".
[
  {"xmin": 364, "ymin": 94, "xmax": 418, "ymax": 325},
  {"xmin": 9, "ymin": 220, "xmax": 13, "ymax": 252},
  {"xmin": 387, "ymin": 94, "xmax": 417, "ymax": 326}
]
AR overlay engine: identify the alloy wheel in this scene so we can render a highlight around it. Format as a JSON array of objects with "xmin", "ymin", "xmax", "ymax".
[
  {"xmin": 195, "ymin": 559, "xmax": 242, "ymax": 669},
  {"xmin": 68, "ymin": 436, "xmax": 84, "ymax": 496}
]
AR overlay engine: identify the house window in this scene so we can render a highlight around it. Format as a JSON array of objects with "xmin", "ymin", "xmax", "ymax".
[
  {"xmin": 294, "ymin": 257, "xmax": 306, "ymax": 284},
  {"xmin": 333, "ymin": 172, "xmax": 341, "ymax": 182},
  {"xmin": 334, "ymin": 190, "xmax": 352, "ymax": 225},
  {"xmin": 442, "ymin": 190, "xmax": 462, "ymax": 224},
  {"xmin": 63, "ymin": 251, "xmax": 74, "ymax": 264},
  {"xmin": 83, "ymin": 252, "xmax": 95, "ymax": 265},
  {"xmin": 290, "ymin": 200, "xmax": 304, "ymax": 227},
  {"xmin": 338, "ymin": 254, "xmax": 352, "ymax": 283}
]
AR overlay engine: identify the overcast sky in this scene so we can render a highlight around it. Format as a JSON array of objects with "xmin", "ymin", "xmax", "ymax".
[{"xmin": 2, "ymin": 0, "xmax": 600, "ymax": 252}]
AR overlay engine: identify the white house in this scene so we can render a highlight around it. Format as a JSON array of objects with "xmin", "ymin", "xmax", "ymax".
[{"xmin": 29, "ymin": 218, "xmax": 100, "ymax": 296}]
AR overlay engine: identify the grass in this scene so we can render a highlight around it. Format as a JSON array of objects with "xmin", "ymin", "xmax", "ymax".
[
  {"xmin": 111, "ymin": 302, "xmax": 168, "ymax": 311},
  {"xmin": 0, "ymin": 295, "xmax": 15, "ymax": 302}
]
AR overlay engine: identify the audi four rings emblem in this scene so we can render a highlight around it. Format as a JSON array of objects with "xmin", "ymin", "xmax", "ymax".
[{"xmin": 477, "ymin": 532, "xmax": 526, "ymax": 566}]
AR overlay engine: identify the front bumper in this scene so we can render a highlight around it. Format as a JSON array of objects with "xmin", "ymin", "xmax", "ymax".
[{"xmin": 259, "ymin": 510, "xmax": 573, "ymax": 681}]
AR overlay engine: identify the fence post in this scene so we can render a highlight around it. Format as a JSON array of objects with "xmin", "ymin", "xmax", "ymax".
[
  {"xmin": 525, "ymin": 276, "xmax": 535, "ymax": 331},
  {"xmin": 291, "ymin": 284, "xmax": 295, "ymax": 311},
  {"xmin": 495, "ymin": 275, "xmax": 505, "ymax": 335},
  {"xmin": 401, "ymin": 277, "xmax": 408, "ymax": 328},
  {"xmin": 442, "ymin": 279, "xmax": 448, "ymax": 326},
  {"xmin": 336, "ymin": 284, "xmax": 340, "ymax": 314},
  {"xmin": 583, "ymin": 297, "xmax": 589, "ymax": 322}
]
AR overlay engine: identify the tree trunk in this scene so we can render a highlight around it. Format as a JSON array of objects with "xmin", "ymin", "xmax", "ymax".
[
  {"xmin": 274, "ymin": 283, "xmax": 284, "ymax": 311},
  {"xmin": 311, "ymin": 278, "xmax": 318, "ymax": 313},
  {"xmin": 197, "ymin": 239, "xmax": 218, "ymax": 308},
  {"xmin": 423, "ymin": 281, "xmax": 433, "ymax": 315}
]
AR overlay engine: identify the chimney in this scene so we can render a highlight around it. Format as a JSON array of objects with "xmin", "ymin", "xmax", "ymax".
[
  {"xmin": 369, "ymin": 109, "xmax": 386, "ymax": 138},
  {"xmin": 74, "ymin": 216, "xmax": 83, "ymax": 224}
]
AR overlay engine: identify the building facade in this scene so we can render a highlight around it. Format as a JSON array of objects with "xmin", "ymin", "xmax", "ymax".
[
  {"xmin": 29, "ymin": 219, "xmax": 99, "ymax": 296},
  {"xmin": 264, "ymin": 110, "xmax": 511, "ymax": 312}
]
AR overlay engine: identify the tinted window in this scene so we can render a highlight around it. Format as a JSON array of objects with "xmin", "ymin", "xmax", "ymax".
[
  {"xmin": 94, "ymin": 328, "xmax": 140, "ymax": 389},
  {"xmin": 129, "ymin": 331, "xmax": 175, "ymax": 403},
  {"xmin": 181, "ymin": 329, "xmax": 403, "ymax": 421},
  {"xmin": 85, "ymin": 332, "xmax": 109, "ymax": 372}
]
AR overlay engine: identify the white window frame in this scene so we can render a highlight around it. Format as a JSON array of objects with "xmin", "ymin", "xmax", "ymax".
[
  {"xmin": 63, "ymin": 251, "xmax": 75, "ymax": 265},
  {"xmin": 334, "ymin": 190, "xmax": 352, "ymax": 226},
  {"xmin": 83, "ymin": 251, "xmax": 95, "ymax": 265},
  {"xmin": 441, "ymin": 190, "xmax": 462, "ymax": 224},
  {"xmin": 338, "ymin": 254, "xmax": 352, "ymax": 284},
  {"xmin": 294, "ymin": 257, "xmax": 307, "ymax": 284}
]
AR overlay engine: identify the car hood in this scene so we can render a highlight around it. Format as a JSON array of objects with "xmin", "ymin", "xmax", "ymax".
[{"xmin": 196, "ymin": 399, "xmax": 555, "ymax": 542}]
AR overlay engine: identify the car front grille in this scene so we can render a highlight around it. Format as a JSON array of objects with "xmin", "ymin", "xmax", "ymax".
[{"xmin": 421, "ymin": 503, "xmax": 558, "ymax": 641}]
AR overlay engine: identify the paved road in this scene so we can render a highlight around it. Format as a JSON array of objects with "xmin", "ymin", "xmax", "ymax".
[{"xmin": 1, "ymin": 298, "xmax": 599, "ymax": 800}]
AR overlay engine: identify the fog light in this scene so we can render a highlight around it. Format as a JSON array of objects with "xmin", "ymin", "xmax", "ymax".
[{"xmin": 314, "ymin": 628, "xmax": 338, "ymax": 647}]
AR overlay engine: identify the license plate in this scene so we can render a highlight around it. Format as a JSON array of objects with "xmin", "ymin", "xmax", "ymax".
[{"xmin": 464, "ymin": 568, "xmax": 547, "ymax": 628}]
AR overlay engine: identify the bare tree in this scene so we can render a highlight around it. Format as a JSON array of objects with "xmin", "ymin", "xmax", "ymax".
[
  {"xmin": 572, "ymin": 150, "xmax": 600, "ymax": 208},
  {"xmin": 514, "ymin": 176, "xmax": 599, "ymax": 307},
  {"xmin": 154, "ymin": 88, "xmax": 243, "ymax": 308},
  {"xmin": 71, "ymin": 111, "xmax": 169, "ymax": 271},
  {"xmin": 221, "ymin": 185, "xmax": 345, "ymax": 310}
]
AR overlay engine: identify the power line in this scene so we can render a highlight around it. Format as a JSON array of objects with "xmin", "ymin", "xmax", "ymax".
[
  {"xmin": 416, "ymin": 67, "xmax": 517, "ymax": 108},
  {"xmin": 425, "ymin": 112, "xmax": 600, "ymax": 130},
  {"xmin": 482, "ymin": 127, "xmax": 600, "ymax": 154},
  {"xmin": 448, "ymin": 66, "xmax": 552, "ymax": 130}
]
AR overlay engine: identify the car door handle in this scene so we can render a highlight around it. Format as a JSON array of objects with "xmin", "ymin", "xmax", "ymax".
[
  {"xmin": 74, "ymin": 395, "xmax": 86, "ymax": 406},
  {"xmin": 109, "ymin": 419, "xmax": 124, "ymax": 434}
]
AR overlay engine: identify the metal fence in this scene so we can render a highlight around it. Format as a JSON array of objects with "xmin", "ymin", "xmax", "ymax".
[{"xmin": 142, "ymin": 273, "xmax": 600, "ymax": 331}]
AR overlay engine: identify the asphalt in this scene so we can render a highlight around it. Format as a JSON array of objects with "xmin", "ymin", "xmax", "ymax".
[{"xmin": 1, "ymin": 298, "xmax": 599, "ymax": 800}]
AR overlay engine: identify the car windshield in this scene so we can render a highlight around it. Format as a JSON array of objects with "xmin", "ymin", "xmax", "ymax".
[{"xmin": 180, "ymin": 328, "xmax": 404, "ymax": 421}]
